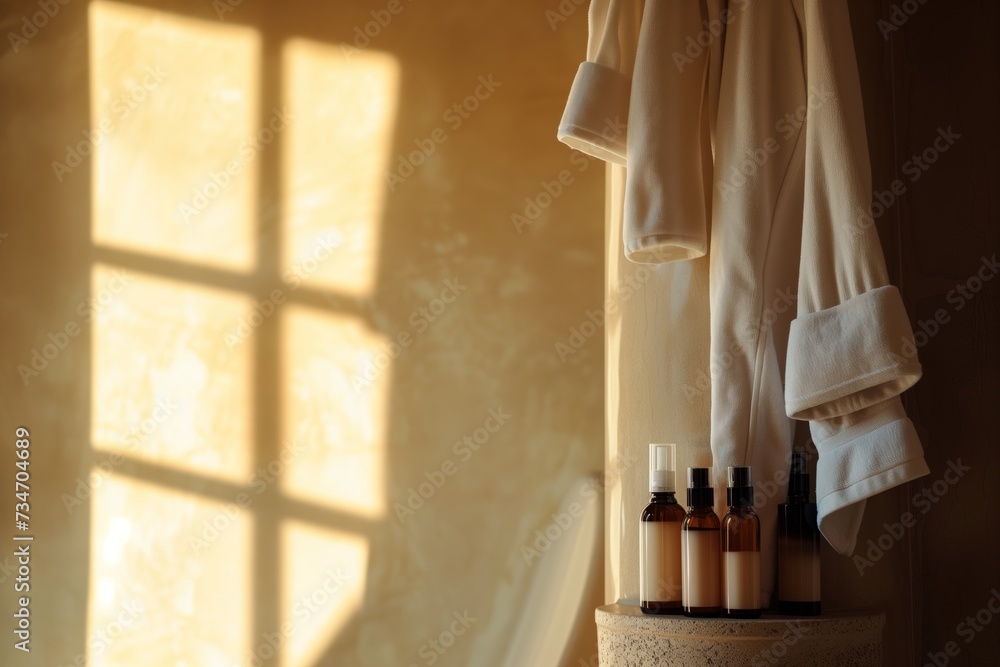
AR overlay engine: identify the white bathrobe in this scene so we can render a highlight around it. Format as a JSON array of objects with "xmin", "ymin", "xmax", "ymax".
[{"xmin": 559, "ymin": 0, "xmax": 930, "ymax": 601}]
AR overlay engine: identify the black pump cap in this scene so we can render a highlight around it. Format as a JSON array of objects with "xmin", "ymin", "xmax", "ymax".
[
  {"xmin": 787, "ymin": 451, "xmax": 810, "ymax": 502},
  {"xmin": 726, "ymin": 466, "xmax": 754, "ymax": 507},
  {"xmin": 686, "ymin": 467, "xmax": 714, "ymax": 507}
]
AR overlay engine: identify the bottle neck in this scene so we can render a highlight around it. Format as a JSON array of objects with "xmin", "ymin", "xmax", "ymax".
[
  {"xmin": 788, "ymin": 469, "xmax": 810, "ymax": 502},
  {"xmin": 727, "ymin": 485, "xmax": 755, "ymax": 508},
  {"xmin": 649, "ymin": 491, "xmax": 678, "ymax": 504},
  {"xmin": 687, "ymin": 487, "xmax": 714, "ymax": 507},
  {"xmin": 687, "ymin": 504, "xmax": 716, "ymax": 515},
  {"xmin": 727, "ymin": 504, "xmax": 757, "ymax": 515}
]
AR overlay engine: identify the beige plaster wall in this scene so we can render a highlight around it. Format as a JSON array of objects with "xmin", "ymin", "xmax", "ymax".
[{"xmin": 0, "ymin": 1, "xmax": 605, "ymax": 665}]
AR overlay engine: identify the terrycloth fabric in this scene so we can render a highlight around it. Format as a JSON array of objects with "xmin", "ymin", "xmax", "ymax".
[
  {"xmin": 558, "ymin": 0, "xmax": 930, "ymax": 600},
  {"xmin": 557, "ymin": 0, "xmax": 644, "ymax": 166}
]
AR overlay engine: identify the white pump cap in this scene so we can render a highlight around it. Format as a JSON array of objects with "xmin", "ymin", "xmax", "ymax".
[{"xmin": 648, "ymin": 443, "xmax": 676, "ymax": 493}]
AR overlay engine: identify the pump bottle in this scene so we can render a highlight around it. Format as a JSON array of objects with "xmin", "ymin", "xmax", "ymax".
[
  {"xmin": 778, "ymin": 451, "xmax": 821, "ymax": 615},
  {"xmin": 722, "ymin": 466, "xmax": 762, "ymax": 618},
  {"xmin": 681, "ymin": 467, "xmax": 721, "ymax": 617},
  {"xmin": 640, "ymin": 443, "xmax": 685, "ymax": 613}
]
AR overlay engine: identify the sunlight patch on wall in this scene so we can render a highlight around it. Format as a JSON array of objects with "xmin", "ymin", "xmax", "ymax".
[
  {"xmin": 281, "ymin": 39, "xmax": 398, "ymax": 296},
  {"xmin": 279, "ymin": 521, "xmax": 368, "ymax": 667},
  {"xmin": 88, "ymin": 475, "xmax": 250, "ymax": 666},
  {"xmin": 90, "ymin": 264, "xmax": 252, "ymax": 482},
  {"xmin": 281, "ymin": 305, "xmax": 389, "ymax": 518},
  {"xmin": 89, "ymin": 1, "xmax": 260, "ymax": 271}
]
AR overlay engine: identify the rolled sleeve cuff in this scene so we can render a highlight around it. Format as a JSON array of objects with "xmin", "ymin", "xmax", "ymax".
[
  {"xmin": 812, "ymin": 398, "xmax": 930, "ymax": 554},
  {"xmin": 625, "ymin": 233, "xmax": 708, "ymax": 264},
  {"xmin": 785, "ymin": 286, "xmax": 922, "ymax": 421},
  {"xmin": 557, "ymin": 62, "xmax": 629, "ymax": 165}
]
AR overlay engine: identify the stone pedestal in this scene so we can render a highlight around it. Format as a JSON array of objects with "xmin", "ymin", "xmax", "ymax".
[{"xmin": 596, "ymin": 604, "xmax": 884, "ymax": 666}]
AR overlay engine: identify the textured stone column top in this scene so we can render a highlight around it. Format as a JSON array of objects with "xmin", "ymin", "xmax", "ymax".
[{"xmin": 596, "ymin": 604, "xmax": 885, "ymax": 666}]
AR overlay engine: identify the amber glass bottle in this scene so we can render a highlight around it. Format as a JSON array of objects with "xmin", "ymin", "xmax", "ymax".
[
  {"xmin": 681, "ymin": 467, "xmax": 721, "ymax": 617},
  {"xmin": 722, "ymin": 466, "xmax": 762, "ymax": 618},
  {"xmin": 778, "ymin": 451, "xmax": 821, "ymax": 615},
  {"xmin": 640, "ymin": 444, "xmax": 685, "ymax": 613}
]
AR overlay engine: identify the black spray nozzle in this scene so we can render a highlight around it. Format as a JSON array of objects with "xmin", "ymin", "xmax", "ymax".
[
  {"xmin": 727, "ymin": 466, "xmax": 754, "ymax": 507},
  {"xmin": 788, "ymin": 451, "xmax": 810, "ymax": 501},
  {"xmin": 688, "ymin": 467, "xmax": 711, "ymax": 488},
  {"xmin": 686, "ymin": 467, "xmax": 714, "ymax": 507},
  {"xmin": 728, "ymin": 466, "xmax": 752, "ymax": 488},
  {"xmin": 791, "ymin": 451, "xmax": 807, "ymax": 475}
]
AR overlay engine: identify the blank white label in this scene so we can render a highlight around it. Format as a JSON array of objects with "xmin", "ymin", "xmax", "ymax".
[
  {"xmin": 682, "ymin": 530, "xmax": 720, "ymax": 608},
  {"xmin": 723, "ymin": 551, "xmax": 761, "ymax": 610},
  {"xmin": 640, "ymin": 521, "xmax": 682, "ymax": 603}
]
